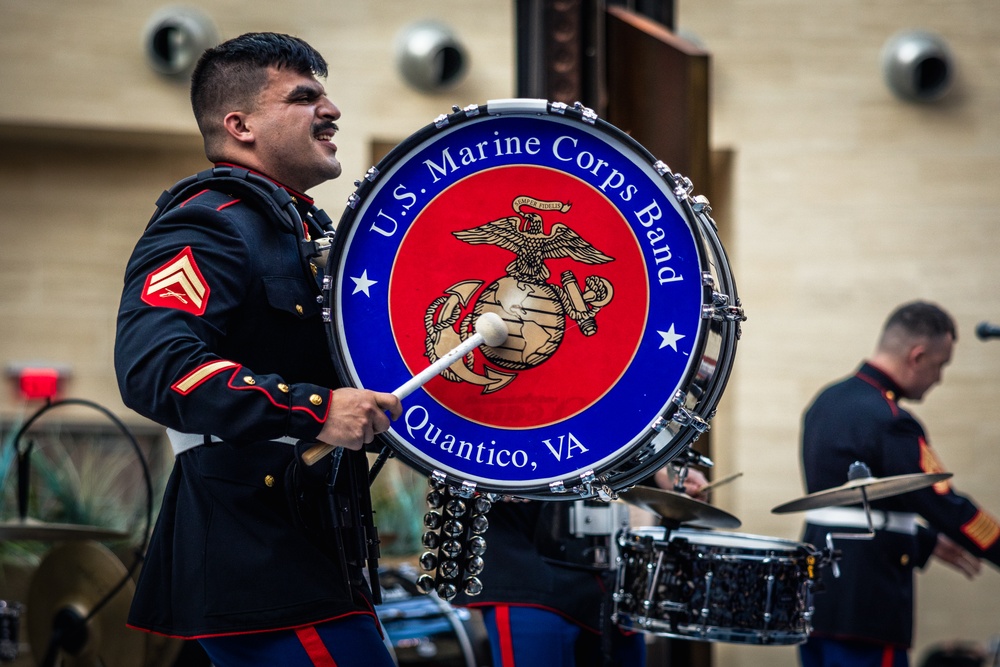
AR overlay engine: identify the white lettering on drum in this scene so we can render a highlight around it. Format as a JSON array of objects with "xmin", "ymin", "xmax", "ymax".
[
  {"xmin": 542, "ymin": 432, "xmax": 589, "ymax": 461},
  {"xmin": 551, "ymin": 135, "xmax": 637, "ymax": 203},
  {"xmin": 369, "ymin": 209, "xmax": 398, "ymax": 237},
  {"xmin": 411, "ymin": 128, "xmax": 686, "ymax": 286},
  {"xmin": 403, "ymin": 404, "xmax": 537, "ymax": 471},
  {"xmin": 634, "ymin": 201, "xmax": 684, "ymax": 284},
  {"xmin": 423, "ymin": 133, "xmax": 543, "ymax": 184}
]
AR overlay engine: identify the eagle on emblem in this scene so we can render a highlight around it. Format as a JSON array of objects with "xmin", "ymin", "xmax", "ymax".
[{"xmin": 452, "ymin": 197, "xmax": 613, "ymax": 283}]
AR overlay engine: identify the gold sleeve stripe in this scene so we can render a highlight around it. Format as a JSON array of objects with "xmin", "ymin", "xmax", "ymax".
[
  {"xmin": 171, "ymin": 360, "xmax": 239, "ymax": 395},
  {"xmin": 961, "ymin": 510, "xmax": 1000, "ymax": 551},
  {"xmin": 918, "ymin": 438, "xmax": 951, "ymax": 494}
]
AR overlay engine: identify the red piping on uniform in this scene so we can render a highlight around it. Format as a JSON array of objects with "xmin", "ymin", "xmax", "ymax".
[
  {"xmin": 856, "ymin": 369, "xmax": 900, "ymax": 417},
  {"xmin": 462, "ymin": 601, "xmax": 602, "ymax": 635},
  {"xmin": 178, "ymin": 189, "xmax": 211, "ymax": 207},
  {"xmin": 125, "ymin": 610, "xmax": 378, "ymax": 641},
  {"xmin": 495, "ymin": 605, "xmax": 516, "ymax": 667},
  {"xmin": 295, "ymin": 626, "xmax": 338, "ymax": 667},
  {"xmin": 226, "ymin": 370, "xmax": 331, "ymax": 423}
]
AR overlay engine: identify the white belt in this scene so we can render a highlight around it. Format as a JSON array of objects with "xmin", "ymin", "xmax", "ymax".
[
  {"xmin": 166, "ymin": 428, "xmax": 299, "ymax": 456},
  {"xmin": 805, "ymin": 507, "xmax": 919, "ymax": 535}
]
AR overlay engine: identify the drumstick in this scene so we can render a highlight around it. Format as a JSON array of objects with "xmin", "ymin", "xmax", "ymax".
[
  {"xmin": 699, "ymin": 471, "xmax": 743, "ymax": 494},
  {"xmin": 301, "ymin": 312, "xmax": 509, "ymax": 466}
]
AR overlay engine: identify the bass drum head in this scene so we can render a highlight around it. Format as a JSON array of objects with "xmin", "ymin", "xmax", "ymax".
[{"xmin": 326, "ymin": 99, "xmax": 743, "ymax": 498}]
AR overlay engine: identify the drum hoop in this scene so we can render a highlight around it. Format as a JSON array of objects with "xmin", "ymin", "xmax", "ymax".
[
  {"xmin": 672, "ymin": 529, "xmax": 810, "ymax": 552},
  {"xmin": 616, "ymin": 614, "xmax": 810, "ymax": 646},
  {"xmin": 623, "ymin": 527, "xmax": 816, "ymax": 555},
  {"xmin": 325, "ymin": 99, "xmax": 741, "ymax": 498}
]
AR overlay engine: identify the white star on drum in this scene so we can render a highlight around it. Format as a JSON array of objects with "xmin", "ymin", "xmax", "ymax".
[
  {"xmin": 350, "ymin": 269, "xmax": 378, "ymax": 296},
  {"xmin": 657, "ymin": 324, "xmax": 685, "ymax": 351}
]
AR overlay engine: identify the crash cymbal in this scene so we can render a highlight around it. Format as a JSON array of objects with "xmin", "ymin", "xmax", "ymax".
[
  {"xmin": 27, "ymin": 540, "xmax": 143, "ymax": 667},
  {"xmin": 0, "ymin": 517, "xmax": 129, "ymax": 542},
  {"xmin": 771, "ymin": 472, "xmax": 953, "ymax": 514},
  {"xmin": 620, "ymin": 486, "xmax": 741, "ymax": 529}
]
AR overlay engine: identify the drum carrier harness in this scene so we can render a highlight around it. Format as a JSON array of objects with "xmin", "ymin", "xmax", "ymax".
[
  {"xmin": 148, "ymin": 164, "xmax": 336, "ymax": 265},
  {"xmin": 148, "ymin": 166, "xmax": 386, "ymax": 604}
]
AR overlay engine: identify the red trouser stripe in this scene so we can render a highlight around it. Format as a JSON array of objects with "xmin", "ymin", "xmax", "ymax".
[
  {"xmin": 295, "ymin": 626, "xmax": 338, "ymax": 667},
  {"xmin": 495, "ymin": 605, "xmax": 517, "ymax": 667},
  {"xmin": 881, "ymin": 645, "xmax": 894, "ymax": 667}
]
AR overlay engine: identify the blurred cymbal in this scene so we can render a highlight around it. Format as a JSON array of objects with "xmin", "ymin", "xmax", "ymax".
[
  {"xmin": 620, "ymin": 486, "xmax": 741, "ymax": 529},
  {"xmin": 771, "ymin": 472, "xmax": 953, "ymax": 514},
  {"xmin": 0, "ymin": 517, "xmax": 128, "ymax": 541},
  {"xmin": 27, "ymin": 540, "xmax": 143, "ymax": 667}
]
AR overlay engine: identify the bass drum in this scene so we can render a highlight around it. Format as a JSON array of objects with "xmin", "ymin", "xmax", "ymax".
[
  {"xmin": 324, "ymin": 98, "xmax": 744, "ymax": 499},
  {"xmin": 377, "ymin": 566, "xmax": 491, "ymax": 667}
]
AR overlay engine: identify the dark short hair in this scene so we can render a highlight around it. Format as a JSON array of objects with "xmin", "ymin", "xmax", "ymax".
[
  {"xmin": 190, "ymin": 32, "xmax": 328, "ymax": 153},
  {"xmin": 883, "ymin": 300, "xmax": 957, "ymax": 341}
]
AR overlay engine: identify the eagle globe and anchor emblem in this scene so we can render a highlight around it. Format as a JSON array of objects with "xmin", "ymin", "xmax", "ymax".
[{"xmin": 423, "ymin": 196, "xmax": 617, "ymax": 391}]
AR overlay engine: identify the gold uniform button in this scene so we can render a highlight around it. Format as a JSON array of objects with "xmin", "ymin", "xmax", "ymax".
[
  {"xmin": 886, "ymin": 390, "xmax": 896, "ymax": 401},
  {"xmin": 277, "ymin": 383, "xmax": 290, "ymax": 393},
  {"xmin": 310, "ymin": 263, "xmax": 318, "ymax": 276},
  {"xmin": 243, "ymin": 376, "xmax": 256, "ymax": 385},
  {"xmin": 264, "ymin": 475, "xmax": 275, "ymax": 488},
  {"xmin": 309, "ymin": 394, "xmax": 323, "ymax": 406},
  {"xmin": 295, "ymin": 304, "xmax": 304, "ymax": 315},
  {"xmin": 900, "ymin": 554, "xmax": 910, "ymax": 566}
]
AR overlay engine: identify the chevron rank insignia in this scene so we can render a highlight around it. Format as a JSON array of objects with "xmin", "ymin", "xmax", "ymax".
[{"xmin": 141, "ymin": 246, "xmax": 211, "ymax": 316}]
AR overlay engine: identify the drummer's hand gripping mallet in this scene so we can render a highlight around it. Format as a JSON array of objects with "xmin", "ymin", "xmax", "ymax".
[{"xmin": 301, "ymin": 312, "xmax": 509, "ymax": 466}]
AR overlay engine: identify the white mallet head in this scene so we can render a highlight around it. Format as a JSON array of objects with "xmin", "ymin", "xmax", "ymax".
[{"xmin": 474, "ymin": 312, "xmax": 509, "ymax": 347}]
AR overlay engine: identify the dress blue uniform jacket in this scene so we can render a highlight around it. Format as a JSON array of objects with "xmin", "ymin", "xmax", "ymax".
[
  {"xmin": 115, "ymin": 167, "xmax": 375, "ymax": 638},
  {"xmin": 801, "ymin": 362, "xmax": 1000, "ymax": 648}
]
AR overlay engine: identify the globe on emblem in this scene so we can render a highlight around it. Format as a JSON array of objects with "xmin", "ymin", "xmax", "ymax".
[{"xmin": 473, "ymin": 276, "xmax": 566, "ymax": 371}]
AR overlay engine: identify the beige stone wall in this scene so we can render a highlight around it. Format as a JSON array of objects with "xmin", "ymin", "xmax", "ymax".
[
  {"xmin": 676, "ymin": 1, "xmax": 1000, "ymax": 665},
  {"xmin": 0, "ymin": 0, "xmax": 515, "ymax": 420},
  {"xmin": 3, "ymin": 0, "xmax": 1000, "ymax": 664}
]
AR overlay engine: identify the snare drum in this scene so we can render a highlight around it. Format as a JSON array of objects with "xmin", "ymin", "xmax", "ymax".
[
  {"xmin": 324, "ymin": 99, "xmax": 744, "ymax": 498},
  {"xmin": 614, "ymin": 527, "xmax": 821, "ymax": 645}
]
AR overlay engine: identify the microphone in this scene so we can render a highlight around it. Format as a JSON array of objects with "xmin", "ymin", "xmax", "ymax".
[{"xmin": 976, "ymin": 321, "xmax": 1000, "ymax": 340}]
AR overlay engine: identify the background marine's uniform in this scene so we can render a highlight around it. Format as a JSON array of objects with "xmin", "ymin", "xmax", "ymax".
[{"xmin": 801, "ymin": 362, "xmax": 1000, "ymax": 648}]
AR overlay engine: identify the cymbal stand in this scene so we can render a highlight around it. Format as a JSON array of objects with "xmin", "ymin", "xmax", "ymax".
[
  {"xmin": 669, "ymin": 447, "xmax": 715, "ymax": 493},
  {"xmin": 824, "ymin": 462, "xmax": 877, "ymax": 577}
]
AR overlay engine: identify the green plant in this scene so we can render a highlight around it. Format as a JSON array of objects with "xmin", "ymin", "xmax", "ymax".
[
  {"xmin": 369, "ymin": 456, "xmax": 429, "ymax": 557},
  {"xmin": 0, "ymin": 414, "xmax": 168, "ymax": 567}
]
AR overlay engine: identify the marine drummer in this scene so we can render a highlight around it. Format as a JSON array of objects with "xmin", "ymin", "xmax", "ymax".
[
  {"xmin": 798, "ymin": 301, "xmax": 1000, "ymax": 667},
  {"xmin": 115, "ymin": 32, "xmax": 401, "ymax": 666},
  {"xmin": 452, "ymin": 465, "xmax": 707, "ymax": 667}
]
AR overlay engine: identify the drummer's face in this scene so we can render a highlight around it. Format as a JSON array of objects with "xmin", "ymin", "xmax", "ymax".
[
  {"xmin": 244, "ymin": 67, "xmax": 342, "ymax": 192},
  {"xmin": 907, "ymin": 334, "xmax": 953, "ymax": 401}
]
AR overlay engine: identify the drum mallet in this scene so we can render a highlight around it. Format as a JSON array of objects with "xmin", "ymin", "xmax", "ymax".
[{"xmin": 301, "ymin": 312, "xmax": 509, "ymax": 466}]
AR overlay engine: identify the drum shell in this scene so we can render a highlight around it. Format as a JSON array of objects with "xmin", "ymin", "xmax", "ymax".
[{"xmin": 614, "ymin": 527, "xmax": 820, "ymax": 645}]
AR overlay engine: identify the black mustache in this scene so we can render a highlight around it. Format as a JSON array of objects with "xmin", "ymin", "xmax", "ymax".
[{"xmin": 314, "ymin": 122, "xmax": 339, "ymax": 135}]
